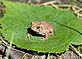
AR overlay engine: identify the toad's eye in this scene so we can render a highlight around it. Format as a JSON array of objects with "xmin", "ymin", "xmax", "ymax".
[
  {"xmin": 49, "ymin": 31, "xmax": 52, "ymax": 33},
  {"xmin": 37, "ymin": 26, "xmax": 40, "ymax": 29}
]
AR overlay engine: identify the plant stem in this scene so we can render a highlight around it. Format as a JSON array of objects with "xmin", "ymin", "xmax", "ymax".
[
  {"xmin": 5, "ymin": 32, "xmax": 14, "ymax": 59},
  {"xmin": 70, "ymin": 44, "xmax": 82, "ymax": 57}
]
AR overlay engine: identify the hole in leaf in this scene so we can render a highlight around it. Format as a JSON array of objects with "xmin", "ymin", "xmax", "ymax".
[{"xmin": 27, "ymin": 28, "xmax": 44, "ymax": 38}]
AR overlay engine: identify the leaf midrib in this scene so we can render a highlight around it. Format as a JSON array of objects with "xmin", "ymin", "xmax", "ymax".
[{"xmin": 53, "ymin": 20, "xmax": 82, "ymax": 35}]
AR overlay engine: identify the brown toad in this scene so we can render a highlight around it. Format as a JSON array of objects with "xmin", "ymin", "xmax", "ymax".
[{"xmin": 30, "ymin": 21, "xmax": 53, "ymax": 40}]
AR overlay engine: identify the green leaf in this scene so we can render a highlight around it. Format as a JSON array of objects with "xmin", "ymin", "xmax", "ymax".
[{"xmin": 0, "ymin": 1, "xmax": 82, "ymax": 53}]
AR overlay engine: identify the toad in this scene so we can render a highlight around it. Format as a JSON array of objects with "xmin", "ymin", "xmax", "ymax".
[{"xmin": 28, "ymin": 21, "xmax": 53, "ymax": 40}]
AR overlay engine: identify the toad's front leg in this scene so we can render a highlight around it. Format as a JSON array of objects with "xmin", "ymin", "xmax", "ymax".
[{"xmin": 44, "ymin": 33, "xmax": 49, "ymax": 40}]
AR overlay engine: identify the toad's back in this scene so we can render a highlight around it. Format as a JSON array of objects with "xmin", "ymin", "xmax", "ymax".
[{"xmin": 31, "ymin": 21, "xmax": 53, "ymax": 35}]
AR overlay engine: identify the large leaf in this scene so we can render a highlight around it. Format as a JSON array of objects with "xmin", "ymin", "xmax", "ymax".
[{"xmin": 0, "ymin": 1, "xmax": 82, "ymax": 53}]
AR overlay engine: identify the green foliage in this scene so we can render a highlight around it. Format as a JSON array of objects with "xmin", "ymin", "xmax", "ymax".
[{"xmin": 0, "ymin": 1, "xmax": 82, "ymax": 53}]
